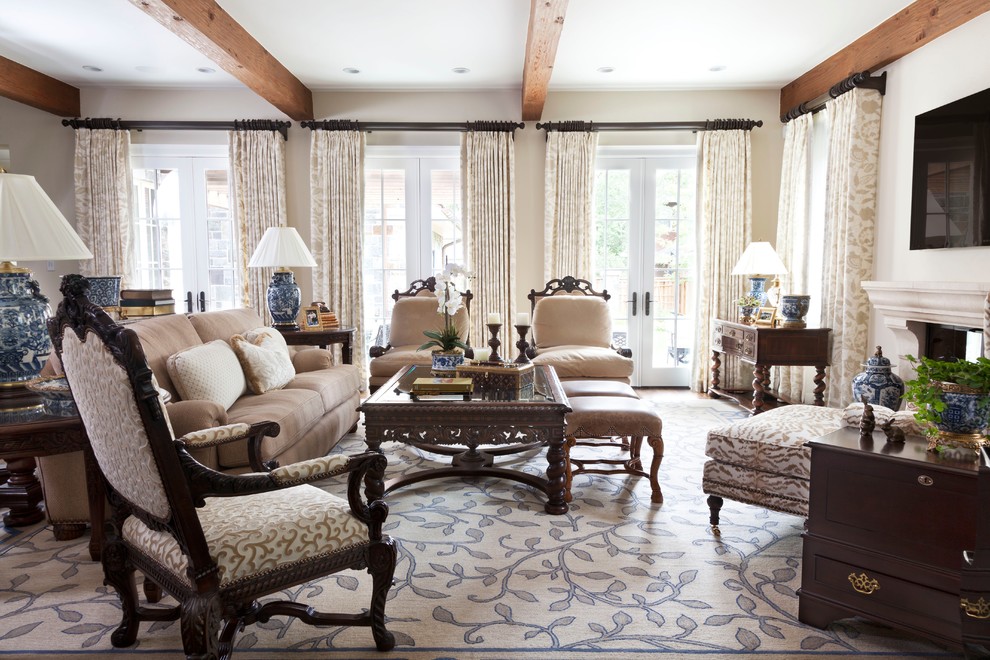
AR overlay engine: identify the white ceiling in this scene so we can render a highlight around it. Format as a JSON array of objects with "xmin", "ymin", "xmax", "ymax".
[{"xmin": 0, "ymin": 0, "xmax": 916, "ymax": 95}]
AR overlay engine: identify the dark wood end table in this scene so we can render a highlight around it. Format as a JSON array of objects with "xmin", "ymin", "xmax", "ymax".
[{"xmin": 278, "ymin": 327, "xmax": 356, "ymax": 364}]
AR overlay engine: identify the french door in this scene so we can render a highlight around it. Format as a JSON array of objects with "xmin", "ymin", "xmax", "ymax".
[
  {"xmin": 131, "ymin": 145, "xmax": 238, "ymax": 312},
  {"xmin": 594, "ymin": 148, "xmax": 697, "ymax": 387}
]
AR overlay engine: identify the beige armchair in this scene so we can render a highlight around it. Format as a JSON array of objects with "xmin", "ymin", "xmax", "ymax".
[
  {"xmin": 526, "ymin": 276, "xmax": 634, "ymax": 383},
  {"xmin": 50, "ymin": 275, "xmax": 397, "ymax": 658},
  {"xmin": 367, "ymin": 276, "xmax": 473, "ymax": 391}
]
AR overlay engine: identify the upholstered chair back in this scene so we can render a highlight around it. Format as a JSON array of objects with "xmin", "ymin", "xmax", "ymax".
[
  {"xmin": 387, "ymin": 295, "xmax": 471, "ymax": 347},
  {"xmin": 532, "ymin": 295, "xmax": 612, "ymax": 349}
]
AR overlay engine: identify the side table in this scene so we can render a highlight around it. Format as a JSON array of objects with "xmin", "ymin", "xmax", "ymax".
[
  {"xmin": 1, "ymin": 394, "xmax": 104, "ymax": 561},
  {"xmin": 278, "ymin": 327, "xmax": 355, "ymax": 365},
  {"xmin": 709, "ymin": 319, "xmax": 831, "ymax": 414}
]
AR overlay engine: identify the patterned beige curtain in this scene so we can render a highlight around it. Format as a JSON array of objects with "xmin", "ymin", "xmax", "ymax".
[
  {"xmin": 544, "ymin": 130, "xmax": 598, "ymax": 280},
  {"xmin": 821, "ymin": 88, "xmax": 883, "ymax": 407},
  {"xmin": 229, "ymin": 129, "xmax": 287, "ymax": 319},
  {"xmin": 774, "ymin": 113, "xmax": 814, "ymax": 402},
  {"xmin": 310, "ymin": 129, "xmax": 366, "ymax": 385},
  {"xmin": 691, "ymin": 129, "xmax": 753, "ymax": 393},
  {"xmin": 73, "ymin": 128, "xmax": 132, "ymax": 281},
  {"xmin": 462, "ymin": 130, "xmax": 516, "ymax": 350}
]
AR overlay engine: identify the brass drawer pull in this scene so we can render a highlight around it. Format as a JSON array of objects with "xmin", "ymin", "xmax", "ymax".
[
  {"xmin": 961, "ymin": 597, "xmax": 990, "ymax": 619},
  {"xmin": 918, "ymin": 475, "xmax": 934, "ymax": 486},
  {"xmin": 847, "ymin": 572, "xmax": 880, "ymax": 595}
]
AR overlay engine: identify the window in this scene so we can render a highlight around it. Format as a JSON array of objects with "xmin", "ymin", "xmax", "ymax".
[
  {"xmin": 363, "ymin": 147, "xmax": 461, "ymax": 351},
  {"xmin": 131, "ymin": 145, "xmax": 238, "ymax": 312}
]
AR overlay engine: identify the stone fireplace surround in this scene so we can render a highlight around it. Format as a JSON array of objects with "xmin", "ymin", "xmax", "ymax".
[{"xmin": 862, "ymin": 281, "xmax": 990, "ymax": 378}]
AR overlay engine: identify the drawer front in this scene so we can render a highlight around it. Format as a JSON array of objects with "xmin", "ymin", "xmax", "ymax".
[
  {"xmin": 714, "ymin": 325, "xmax": 756, "ymax": 360},
  {"xmin": 801, "ymin": 537, "xmax": 962, "ymax": 644}
]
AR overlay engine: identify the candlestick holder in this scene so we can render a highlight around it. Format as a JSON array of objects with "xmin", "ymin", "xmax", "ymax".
[
  {"xmin": 486, "ymin": 323, "xmax": 503, "ymax": 362},
  {"xmin": 514, "ymin": 324, "xmax": 531, "ymax": 364}
]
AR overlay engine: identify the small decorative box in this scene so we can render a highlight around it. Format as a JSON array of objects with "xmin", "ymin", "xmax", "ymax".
[{"xmin": 455, "ymin": 361, "xmax": 535, "ymax": 392}]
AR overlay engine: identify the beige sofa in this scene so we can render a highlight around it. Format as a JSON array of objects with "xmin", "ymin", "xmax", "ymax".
[
  {"xmin": 527, "ymin": 277, "xmax": 634, "ymax": 383},
  {"xmin": 37, "ymin": 307, "xmax": 361, "ymax": 538}
]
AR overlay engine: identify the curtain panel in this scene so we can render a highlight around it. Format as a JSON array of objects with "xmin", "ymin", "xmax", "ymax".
[
  {"xmin": 73, "ymin": 128, "xmax": 133, "ymax": 281},
  {"xmin": 229, "ymin": 130, "xmax": 288, "ymax": 320},
  {"xmin": 309, "ymin": 129, "xmax": 367, "ymax": 386},
  {"xmin": 774, "ymin": 113, "xmax": 814, "ymax": 402},
  {"xmin": 821, "ymin": 88, "xmax": 883, "ymax": 407},
  {"xmin": 544, "ymin": 130, "xmax": 598, "ymax": 281},
  {"xmin": 691, "ymin": 129, "xmax": 753, "ymax": 394},
  {"xmin": 462, "ymin": 131, "xmax": 516, "ymax": 349}
]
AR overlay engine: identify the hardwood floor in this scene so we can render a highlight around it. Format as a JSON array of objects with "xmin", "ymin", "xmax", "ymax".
[{"xmin": 635, "ymin": 387, "xmax": 711, "ymax": 403}]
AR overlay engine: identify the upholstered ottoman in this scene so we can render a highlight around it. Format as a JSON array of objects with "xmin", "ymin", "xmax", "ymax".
[
  {"xmin": 562, "ymin": 380, "xmax": 639, "ymax": 398},
  {"xmin": 703, "ymin": 403, "xmax": 923, "ymax": 533},
  {"xmin": 564, "ymin": 396, "xmax": 664, "ymax": 504}
]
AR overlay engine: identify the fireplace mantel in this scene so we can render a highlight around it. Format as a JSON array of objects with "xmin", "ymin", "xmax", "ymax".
[{"xmin": 862, "ymin": 281, "xmax": 989, "ymax": 377}]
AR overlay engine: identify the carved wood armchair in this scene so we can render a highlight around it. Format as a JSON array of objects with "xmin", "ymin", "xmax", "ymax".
[
  {"xmin": 367, "ymin": 276, "xmax": 474, "ymax": 391},
  {"xmin": 525, "ymin": 276, "xmax": 634, "ymax": 383},
  {"xmin": 49, "ymin": 275, "xmax": 397, "ymax": 659}
]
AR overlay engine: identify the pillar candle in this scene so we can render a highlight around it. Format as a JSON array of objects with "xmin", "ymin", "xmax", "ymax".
[
  {"xmin": 473, "ymin": 347, "xmax": 491, "ymax": 362},
  {"xmin": 487, "ymin": 312, "xmax": 501, "ymax": 324},
  {"xmin": 515, "ymin": 312, "xmax": 530, "ymax": 326}
]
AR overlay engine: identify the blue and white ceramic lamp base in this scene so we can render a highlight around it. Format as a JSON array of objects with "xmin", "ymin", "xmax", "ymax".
[{"xmin": 267, "ymin": 270, "xmax": 302, "ymax": 330}]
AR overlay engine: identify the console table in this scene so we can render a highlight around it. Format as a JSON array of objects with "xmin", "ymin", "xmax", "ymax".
[
  {"xmin": 278, "ymin": 327, "xmax": 355, "ymax": 365},
  {"xmin": 709, "ymin": 319, "xmax": 830, "ymax": 414},
  {"xmin": 0, "ymin": 394, "xmax": 104, "ymax": 561},
  {"xmin": 800, "ymin": 427, "xmax": 978, "ymax": 649}
]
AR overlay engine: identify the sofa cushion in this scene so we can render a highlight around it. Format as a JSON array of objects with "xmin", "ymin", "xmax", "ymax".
[
  {"xmin": 167, "ymin": 340, "xmax": 247, "ymax": 410},
  {"xmin": 531, "ymin": 345, "xmax": 634, "ymax": 380},
  {"xmin": 368, "ymin": 344, "xmax": 434, "ymax": 378},
  {"xmin": 231, "ymin": 333, "xmax": 295, "ymax": 394},
  {"xmin": 288, "ymin": 365, "xmax": 361, "ymax": 411},
  {"xmin": 187, "ymin": 308, "xmax": 267, "ymax": 344},
  {"xmin": 127, "ymin": 314, "xmax": 205, "ymax": 398},
  {"xmin": 221, "ymin": 388, "xmax": 325, "ymax": 468},
  {"xmin": 533, "ymin": 296, "xmax": 611, "ymax": 349}
]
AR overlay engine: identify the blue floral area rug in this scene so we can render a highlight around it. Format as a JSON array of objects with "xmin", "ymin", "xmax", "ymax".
[{"xmin": 0, "ymin": 400, "xmax": 958, "ymax": 658}]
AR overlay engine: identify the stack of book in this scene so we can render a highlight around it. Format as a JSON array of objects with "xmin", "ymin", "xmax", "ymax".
[
  {"xmin": 320, "ymin": 311, "xmax": 340, "ymax": 329},
  {"xmin": 119, "ymin": 289, "xmax": 175, "ymax": 318}
]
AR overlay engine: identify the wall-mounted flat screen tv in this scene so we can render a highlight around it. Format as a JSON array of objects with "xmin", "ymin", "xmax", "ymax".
[{"xmin": 910, "ymin": 87, "xmax": 990, "ymax": 249}]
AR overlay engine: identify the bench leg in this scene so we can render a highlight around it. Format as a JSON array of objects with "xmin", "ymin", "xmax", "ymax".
[
  {"xmin": 707, "ymin": 495, "xmax": 723, "ymax": 535},
  {"xmin": 646, "ymin": 435, "xmax": 664, "ymax": 504}
]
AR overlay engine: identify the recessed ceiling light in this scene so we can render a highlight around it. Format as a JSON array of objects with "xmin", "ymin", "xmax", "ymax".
[
  {"xmin": 597, "ymin": 66, "xmax": 615, "ymax": 74},
  {"xmin": 452, "ymin": 67, "xmax": 470, "ymax": 74},
  {"xmin": 135, "ymin": 65, "xmax": 160, "ymax": 73},
  {"xmin": 342, "ymin": 67, "xmax": 360, "ymax": 74},
  {"xmin": 82, "ymin": 65, "xmax": 102, "ymax": 72},
  {"xmin": 197, "ymin": 67, "xmax": 215, "ymax": 74},
  {"xmin": 709, "ymin": 65, "xmax": 727, "ymax": 72}
]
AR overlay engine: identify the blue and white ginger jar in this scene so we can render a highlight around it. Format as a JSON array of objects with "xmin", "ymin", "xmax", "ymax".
[{"xmin": 851, "ymin": 346, "xmax": 905, "ymax": 410}]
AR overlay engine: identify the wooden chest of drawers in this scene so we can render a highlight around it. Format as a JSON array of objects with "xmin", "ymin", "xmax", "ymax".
[{"xmin": 799, "ymin": 427, "xmax": 978, "ymax": 648}]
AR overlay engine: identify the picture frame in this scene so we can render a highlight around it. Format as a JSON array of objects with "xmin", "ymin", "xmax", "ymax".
[
  {"xmin": 302, "ymin": 305, "xmax": 322, "ymax": 331},
  {"xmin": 754, "ymin": 306, "xmax": 777, "ymax": 327}
]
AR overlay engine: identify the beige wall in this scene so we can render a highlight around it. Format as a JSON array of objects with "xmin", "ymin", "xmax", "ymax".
[{"xmin": 870, "ymin": 11, "xmax": 990, "ymax": 353}]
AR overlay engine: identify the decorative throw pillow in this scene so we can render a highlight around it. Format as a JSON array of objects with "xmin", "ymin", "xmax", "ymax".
[
  {"xmin": 166, "ymin": 340, "xmax": 247, "ymax": 410},
  {"xmin": 243, "ymin": 326, "xmax": 291, "ymax": 358},
  {"xmin": 231, "ymin": 333, "xmax": 296, "ymax": 394}
]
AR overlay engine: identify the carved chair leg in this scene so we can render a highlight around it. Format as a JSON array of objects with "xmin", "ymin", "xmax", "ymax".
[
  {"xmin": 707, "ymin": 495, "xmax": 724, "ymax": 535},
  {"xmin": 102, "ymin": 539, "xmax": 140, "ymax": 648},
  {"xmin": 646, "ymin": 436, "xmax": 664, "ymax": 503},
  {"xmin": 368, "ymin": 539, "xmax": 397, "ymax": 652},
  {"xmin": 180, "ymin": 593, "xmax": 223, "ymax": 660}
]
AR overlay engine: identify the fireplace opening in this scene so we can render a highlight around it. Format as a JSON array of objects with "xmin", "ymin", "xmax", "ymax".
[{"xmin": 925, "ymin": 323, "xmax": 985, "ymax": 361}]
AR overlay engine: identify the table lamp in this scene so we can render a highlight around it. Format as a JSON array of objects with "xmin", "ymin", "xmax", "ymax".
[
  {"xmin": 730, "ymin": 241, "xmax": 788, "ymax": 306},
  {"xmin": 248, "ymin": 226, "xmax": 317, "ymax": 330},
  {"xmin": 0, "ymin": 172, "xmax": 93, "ymax": 392}
]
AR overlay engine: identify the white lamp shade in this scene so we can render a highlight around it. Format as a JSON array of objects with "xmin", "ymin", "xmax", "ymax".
[
  {"xmin": 730, "ymin": 241, "xmax": 787, "ymax": 276},
  {"xmin": 247, "ymin": 227, "xmax": 317, "ymax": 268},
  {"xmin": 0, "ymin": 173, "xmax": 93, "ymax": 261}
]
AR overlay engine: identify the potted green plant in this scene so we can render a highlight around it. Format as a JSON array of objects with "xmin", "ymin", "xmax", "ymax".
[
  {"xmin": 903, "ymin": 354, "xmax": 990, "ymax": 451},
  {"xmin": 419, "ymin": 263, "xmax": 472, "ymax": 374},
  {"xmin": 735, "ymin": 293, "xmax": 761, "ymax": 325}
]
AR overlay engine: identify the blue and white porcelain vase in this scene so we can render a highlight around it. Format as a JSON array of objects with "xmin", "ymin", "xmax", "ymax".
[
  {"xmin": 267, "ymin": 270, "xmax": 302, "ymax": 329},
  {"xmin": 933, "ymin": 382, "xmax": 990, "ymax": 440},
  {"xmin": 431, "ymin": 350, "xmax": 464, "ymax": 376},
  {"xmin": 0, "ymin": 268, "xmax": 51, "ymax": 386},
  {"xmin": 852, "ymin": 346, "xmax": 905, "ymax": 410},
  {"xmin": 779, "ymin": 294, "xmax": 811, "ymax": 328}
]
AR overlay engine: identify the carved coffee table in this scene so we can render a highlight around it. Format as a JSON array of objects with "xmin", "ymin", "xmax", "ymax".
[{"xmin": 359, "ymin": 364, "xmax": 572, "ymax": 514}]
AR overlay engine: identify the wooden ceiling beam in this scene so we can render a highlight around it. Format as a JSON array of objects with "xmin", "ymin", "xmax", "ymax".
[
  {"xmin": 0, "ymin": 55, "xmax": 80, "ymax": 117},
  {"xmin": 129, "ymin": 0, "xmax": 313, "ymax": 120},
  {"xmin": 522, "ymin": 0, "xmax": 568, "ymax": 121},
  {"xmin": 780, "ymin": 0, "xmax": 990, "ymax": 118}
]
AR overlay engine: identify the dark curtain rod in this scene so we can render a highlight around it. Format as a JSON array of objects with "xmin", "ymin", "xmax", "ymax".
[
  {"xmin": 535, "ymin": 118, "xmax": 764, "ymax": 133},
  {"xmin": 300, "ymin": 120, "xmax": 525, "ymax": 133},
  {"xmin": 780, "ymin": 71, "xmax": 887, "ymax": 123},
  {"xmin": 61, "ymin": 118, "xmax": 291, "ymax": 140}
]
